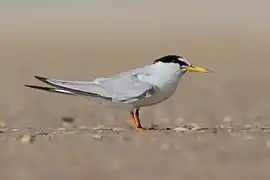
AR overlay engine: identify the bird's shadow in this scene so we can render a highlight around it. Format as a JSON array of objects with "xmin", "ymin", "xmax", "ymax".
[
  {"xmin": 145, "ymin": 125, "xmax": 173, "ymax": 131},
  {"xmin": 128, "ymin": 124, "xmax": 173, "ymax": 131},
  {"xmin": 145, "ymin": 127, "xmax": 173, "ymax": 131}
]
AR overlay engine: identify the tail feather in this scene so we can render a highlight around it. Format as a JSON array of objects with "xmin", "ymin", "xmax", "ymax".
[
  {"xmin": 25, "ymin": 76, "xmax": 112, "ymax": 101},
  {"xmin": 24, "ymin": 84, "xmax": 75, "ymax": 95}
]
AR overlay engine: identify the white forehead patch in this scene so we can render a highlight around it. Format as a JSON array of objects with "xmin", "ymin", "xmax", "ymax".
[{"xmin": 177, "ymin": 57, "xmax": 191, "ymax": 66}]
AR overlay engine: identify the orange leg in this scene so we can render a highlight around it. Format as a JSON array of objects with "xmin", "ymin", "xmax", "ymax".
[
  {"xmin": 129, "ymin": 110, "xmax": 144, "ymax": 131},
  {"xmin": 135, "ymin": 108, "xmax": 145, "ymax": 130},
  {"xmin": 129, "ymin": 112, "xmax": 138, "ymax": 129}
]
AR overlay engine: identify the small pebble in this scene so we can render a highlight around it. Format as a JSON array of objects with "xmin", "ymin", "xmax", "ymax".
[
  {"xmin": 243, "ymin": 124, "xmax": 252, "ymax": 130},
  {"xmin": 11, "ymin": 128, "xmax": 19, "ymax": 132},
  {"xmin": 78, "ymin": 125, "xmax": 88, "ymax": 130},
  {"xmin": 112, "ymin": 128, "xmax": 124, "ymax": 131},
  {"xmin": 196, "ymin": 127, "xmax": 210, "ymax": 132},
  {"xmin": 19, "ymin": 134, "xmax": 35, "ymax": 144},
  {"xmin": 56, "ymin": 128, "xmax": 66, "ymax": 132},
  {"xmin": 0, "ymin": 122, "xmax": 7, "ymax": 133},
  {"xmin": 183, "ymin": 123, "xmax": 200, "ymax": 130},
  {"xmin": 92, "ymin": 125, "xmax": 106, "ymax": 131},
  {"xmin": 150, "ymin": 124, "xmax": 159, "ymax": 129},
  {"xmin": 173, "ymin": 127, "xmax": 190, "ymax": 132},
  {"xmin": 0, "ymin": 128, "xmax": 6, "ymax": 133},
  {"xmin": 62, "ymin": 117, "xmax": 77, "ymax": 128},
  {"xmin": 211, "ymin": 129, "xmax": 218, "ymax": 134},
  {"xmin": 216, "ymin": 124, "xmax": 225, "ymax": 130},
  {"xmin": 92, "ymin": 134, "xmax": 103, "ymax": 140},
  {"xmin": 62, "ymin": 116, "xmax": 75, "ymax": 123},
  {"xmin": 228, "ymin": 127, "xmax": 235, "ymax": 132}
]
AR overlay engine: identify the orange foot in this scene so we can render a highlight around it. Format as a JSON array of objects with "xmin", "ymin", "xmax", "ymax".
[
  {"xmin": 135, "ymin": 108, "xmax": 146, "ymax": 130},
  {"xmin": 135, "ymin": 126, "xmax": 146, "ymax": 131},
  {"xmin": 130, "ymin": 111, "xmax": 146, "ymax": 131}
]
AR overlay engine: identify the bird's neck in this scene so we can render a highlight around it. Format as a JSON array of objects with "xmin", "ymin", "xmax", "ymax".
[{"xmin": 151, "ymin": 62, "xmax": 185, "ymax": 86}]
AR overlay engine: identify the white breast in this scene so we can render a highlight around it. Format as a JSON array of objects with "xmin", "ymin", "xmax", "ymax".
[{"xmin": 134, "ymin": 62, "xmax": 185, "ymax": 107}]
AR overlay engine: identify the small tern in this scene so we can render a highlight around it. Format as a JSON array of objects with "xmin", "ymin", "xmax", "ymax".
[{"xmin": 25, "ymin": 55, "xmax": 211, "ymax": 131}]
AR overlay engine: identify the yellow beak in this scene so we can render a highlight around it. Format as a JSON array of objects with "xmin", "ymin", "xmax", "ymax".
[{"xmin": 184, "ymin": 65, "xmax": 212, "ymax": 73}]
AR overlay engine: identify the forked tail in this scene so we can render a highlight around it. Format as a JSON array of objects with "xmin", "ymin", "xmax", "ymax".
[
  {"xmin": 24, "ymin": 84, "xmax": 75, "ymax": 95},
  {"xmin": 24, "ymin": 76, "xmax": 112, "ymax": 101}
]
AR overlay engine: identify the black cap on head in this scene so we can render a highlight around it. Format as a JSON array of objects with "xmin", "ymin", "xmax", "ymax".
[{"xmin": 153, "ymin": 55, "xmax": 190, "ymax": 66}]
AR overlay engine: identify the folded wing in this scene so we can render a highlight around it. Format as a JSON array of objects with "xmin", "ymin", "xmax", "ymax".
[{"xmin": 25, "ymin": 74, "xmax": 157, "ymax": 104}]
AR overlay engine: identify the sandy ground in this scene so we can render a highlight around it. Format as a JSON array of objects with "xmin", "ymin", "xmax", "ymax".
[{"xmin": 1, "ymin": 1, "xmax": 270, "ymax": 180}]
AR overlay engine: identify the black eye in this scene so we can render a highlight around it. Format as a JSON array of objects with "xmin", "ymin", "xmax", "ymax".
[{"xmin": 178, "ymin": 60, "xmax": 189, "ymax": 67}]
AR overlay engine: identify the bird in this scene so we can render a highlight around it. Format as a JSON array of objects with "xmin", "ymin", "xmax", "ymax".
[{"xmin": 25, "ymin": 55, "xmax": 211, "ymax": 131}]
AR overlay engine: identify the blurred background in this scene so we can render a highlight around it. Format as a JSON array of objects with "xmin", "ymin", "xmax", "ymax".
[{"xmin": 1, "ymin": 1, "xmax": 270, "ymax": 180}]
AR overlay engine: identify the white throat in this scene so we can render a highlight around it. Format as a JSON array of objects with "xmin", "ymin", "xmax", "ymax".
[
  {"xmin": 139, "ymin": 62, "xmax": 186, "ymax": 104},
  {"xmin": 151, "ymin": 62, "xmax": 186, "ymax": 86}
]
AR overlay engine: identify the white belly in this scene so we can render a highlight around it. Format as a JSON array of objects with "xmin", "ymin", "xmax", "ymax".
[
  {"xmin": 125, "ymin": 62, "xmax": 185, "ymax": 109},
  {"xmin": 134, "ymin": 78, "xmax": 180, "ymax": 108}
]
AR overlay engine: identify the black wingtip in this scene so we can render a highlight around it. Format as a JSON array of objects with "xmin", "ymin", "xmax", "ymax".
[
  {"xmin": 24, "ymin": 84, "xmax": 33, "ymax": 88},
  {"xmin": 24, "ymin": 84, "xmax": 55, "ymax": 92},
  {"xmin": 25, "ymin": 84, "xmax": 48, "ymax": 90},
  {"xmin": 34, "ymin": 76, "xmax": 48, "ymax": 82},
  {"xmin": 34, "ymin": 76, "xmax": 47, "ymax": 81},
  {"xmin": 24, "ymin": 84, "xmax": 75, "ymax": 95}
]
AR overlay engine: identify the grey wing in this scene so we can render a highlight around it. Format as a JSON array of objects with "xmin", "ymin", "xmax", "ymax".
[
  {"xmin": 29, "ymin": 73, "xmax": 158, "ymax": 103},
  {"xmin": 97, "ymin": 73, "xmax": 158, "ymax": 103}
]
